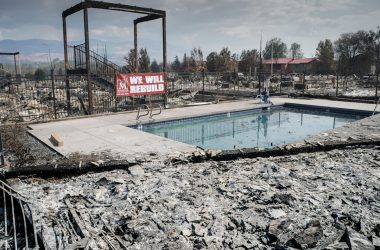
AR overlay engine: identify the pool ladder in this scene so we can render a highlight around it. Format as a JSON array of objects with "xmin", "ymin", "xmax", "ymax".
[
  {"xmin": 373, "ymin": 97, "xmax": 380, "ymax": 116},
  {"xmin": 136, "ymin": 104, "xmax": 162, "ymax": 121}
]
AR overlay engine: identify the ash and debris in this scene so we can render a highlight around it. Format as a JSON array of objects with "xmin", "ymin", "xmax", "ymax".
[
  {"xmin": 2, "ymin": 109, "xmax": 380, "ymax": 249},
  {"xmin": 8, "ymin": 145, "xmax": 380, "ymax": 249},
  {"xmin": 1, "ymin": 123, "xmax": 62, "ymax": 167}
]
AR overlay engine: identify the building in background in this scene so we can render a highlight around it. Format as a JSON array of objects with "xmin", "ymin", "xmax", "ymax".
[{"xmin": 262, "ymin": 58, "xmax": 318, "ymax": 74}]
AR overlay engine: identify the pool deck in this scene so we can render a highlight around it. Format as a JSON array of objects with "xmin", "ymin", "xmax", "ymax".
[{"xmin": 28, "ymin": 97, "xmax": 379, "ymax": 159}]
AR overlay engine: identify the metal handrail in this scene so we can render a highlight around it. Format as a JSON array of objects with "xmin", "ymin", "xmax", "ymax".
[
  {"xmin": 71, "ymin": 44, "xmax": 122, "ymax": 73},
  {"xmin": 0, "ymin": 180, "xmax": 39, "ymax": 249},
  {"xmin": 136, "ymin": 104, "xmax": 150, "ymax": 120},
  {"xmin": 373, "ymin": 97, "xmax": 380, "ymax": 116},
  {"xmin": 149, "ymin": 104, "xmax": 162, "ymax": 119}
]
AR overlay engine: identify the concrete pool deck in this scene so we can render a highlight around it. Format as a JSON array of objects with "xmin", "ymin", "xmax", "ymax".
[{"xmin": 28, "ymin": 97, "xmax": 379, "ymax": 158}]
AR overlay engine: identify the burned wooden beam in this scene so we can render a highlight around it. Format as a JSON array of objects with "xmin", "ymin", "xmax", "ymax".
[
  {"xmin": 62, "ymin": 1, "xmax": 165, "ymax": 18},
  {"xmin": 134, "ymin": 14, "xmax": 162, "ymax": 25},
  {"xmin": 0, "ymin": 52, "xmax": 20, "ymax": 56},
  {"xmin": 62, "ymin": 2, "xmax": 85, "ymax": 17}
]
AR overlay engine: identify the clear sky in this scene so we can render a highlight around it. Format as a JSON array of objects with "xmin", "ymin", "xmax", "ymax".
[{"xmin": 0, "ymin": 0, "xmax": 379, "ymax": 62}]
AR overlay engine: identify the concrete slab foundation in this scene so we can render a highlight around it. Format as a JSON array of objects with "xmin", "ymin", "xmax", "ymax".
[{"xmin": 28, "ymin": 98, "xmax": 379, "ymax": 159}]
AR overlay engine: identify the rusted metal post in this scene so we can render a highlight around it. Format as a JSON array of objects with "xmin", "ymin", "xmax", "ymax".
[
  {"xmin": 376, "ymin": 73, "xmax": 379, "ymax": 98},
  {"xmin": 73, "ymin": 45, "xmax": 77, "ymax": 68},
  {"xmin": 62, "ymin": 16, "xmax": 71, "ymax": 115},
  {"xmin": 233, "ymin": 70, "xmax": 237, "ymax": 98},
  {"xmin": 13, "ymin": 54, "xmax": 17, "ymax": 76},
  {"xmin": 134, "ymin": 22, "xmax": 138, "ymax": 73},
  {"xmin": 162, "ymin": 15, "xmax": 168, "ymax": 106},
  {"xmin": 51, "ymin": 69, "xmax": 57, "ymax": 119},
  {"xmin": 11, "ymin": 196, "xmax": 17, "ymax": 250},
  {"xmin": 202, "ymin": 69, "xmax": 205, "ymax": 102},
  {"xmin": 303, "ymin": 72, "xmax": 306, "ymax": 95},
  {"xmin": 3, "ymin": 186, "xmax": 8, "ymax": 249},
  {"xmin": 259, "ymin": 32, "xmax": 262, "ymax": 95},
  {"xmin": 18, "ymin": 199, "xmax": 29, "ymax": 249},
  {"xmin": 336, "ymin": 73, "xmax": 339, "ymax": 97},
  {"xmin": 83, "ymin": 2, "xmax": 93, "ymax": 115},
  {"xmin": 280, "ymin": 69, "xmax": 282, "ymax": 94},
  {"xmin": 0, "ymin": 126, "xmax": 4, "ymax": 166}
]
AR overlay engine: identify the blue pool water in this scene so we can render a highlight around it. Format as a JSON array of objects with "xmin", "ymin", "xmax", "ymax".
[{"xmin": 136, "ymin": 107, "xmax": 364, "ymax": 150}]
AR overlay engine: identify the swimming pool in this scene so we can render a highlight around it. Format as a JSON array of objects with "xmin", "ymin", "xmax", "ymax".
[{"xmin": 133, "ymin": 106, "xmax": 365, "ymax": 150}]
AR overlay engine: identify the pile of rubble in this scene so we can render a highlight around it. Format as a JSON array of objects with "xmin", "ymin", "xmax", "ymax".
[
  {"xmin": 8, "ymin": 144, "xmax": 380, "ymax": 249},
  {"xmin": 0, "ymin": 79, "xmax": 115, "ymax": 122}
]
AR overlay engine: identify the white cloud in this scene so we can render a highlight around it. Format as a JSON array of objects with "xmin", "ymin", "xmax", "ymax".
[
  {"xmin": 91, "ymin": 26, "xmax": 130, "ymax": 39},
  {"xmin": 0, "ymin": 0, "xmax": 379, "ymax": 61},
  {"xmin": 0, "ymin": 25, "xmax": 61, "ymax": 40},
  {"xmin": 219, "ymin": 25, "xmax": 254, "ymax": 39}
]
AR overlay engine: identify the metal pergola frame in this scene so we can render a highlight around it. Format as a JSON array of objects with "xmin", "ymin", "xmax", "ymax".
[
  {"xmin": 0, "ymin": 52, "xmax": 20, "ymax": 76},
  {"xmin": 62, "ymin": 0, "xmax": 167, "ymax": 114}
]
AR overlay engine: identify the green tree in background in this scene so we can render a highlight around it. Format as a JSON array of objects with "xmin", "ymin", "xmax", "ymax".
[
  {"xmin": 171, "ymin": 56, "xmax": 181, "ymax": 72},
  {"xmin": 25, "ymin": 72, "xmax": 34, "ymax": 79},
  {"xmin": 289, "ymin": 43, "xmax": 303, "ymax": 59},
  {"xmin": 181, "ymin": 53, "xmax": 189, "ymax": 72},
  {"xmin": 239, "ymin": 49, "xmax": 258, "ymax": 73},
  {"xmin": 206, "ymin": 52, "xmax": 221, "ymax": 72},
  {"xmin": 334, "ymin": 30, "xmax": 374, "ymax": 75},
  {"xmin": 34, "ymin": 68, "xmax": 45, "ymax": 81},
  {"xmin": 315, "ymin": 39, "xmax": 335, "ymax": 74},
  {"xmin": 150, "ymin": 60, "xmax": 160, "ymax": 73},
  {"xmin": 219, "ymin": 47, "xmax": 235, "ymax": 72},
  {"xmin": 263, "ymin": 38, "xmax": 287, "ymax": 59}
]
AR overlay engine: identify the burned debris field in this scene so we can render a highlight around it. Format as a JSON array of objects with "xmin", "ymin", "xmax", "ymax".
[
  {"xmin": 8, "ymin": 145, "xmax": 380, "ymax": 249},
  {"xmin": 1, "ymin": 0, "xmax": 380, "ymax": 249},
  {"xmin": 0, "ymin": 109, "xmax": 379, "ymax": 249}
]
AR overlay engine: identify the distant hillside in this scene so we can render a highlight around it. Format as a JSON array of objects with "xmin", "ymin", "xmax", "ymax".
[
  {"xmin": 0, "ymin": 39, "xmax": 63, "ymax": 55},
  {"xmin": 0, "ymin": 38, "xmax": 185, "ymax": 66},
  {"xmin": 0, "ymin": 39, "xmax": 64, "ymax": 64}
]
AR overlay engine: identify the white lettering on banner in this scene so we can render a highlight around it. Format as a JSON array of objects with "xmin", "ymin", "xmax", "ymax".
[
  {"xmin": 129, "ymin": 76, "xmax": 143, "ymax": 84},
  {"xmin": 115, "ymin": 73, "xmax": 166, "ymax": 96},
  {"xmin": 145, "ymin": 75, "xmax": 164, "ymax": 84},
  {"xmin": 130, "ymin": 84, "xmax": 165, "ymax": 94}
]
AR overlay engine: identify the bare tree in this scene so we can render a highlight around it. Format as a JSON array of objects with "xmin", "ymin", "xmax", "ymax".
[
  {"xmin": 190, "ymin": 47, "xmax": 205, "ymax": 72},
  {"xmin": 123, "ymin": 48, "xmax": 136, "ymax": 73},
  {"xmin": 139, "ymin": 48, "xmax": 151, "ymax": 73}
]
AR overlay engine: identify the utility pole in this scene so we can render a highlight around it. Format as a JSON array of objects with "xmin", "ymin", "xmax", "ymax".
[
  {"xmin": 62, "ymin": 15, "xmax": 71, "ymax": 115},
  {"xmin": 51, "ymin": 69, "xmax": 57, "ymax": 119},
  {"xmin": 377, "ymin": 51, "xmax": 379, "ymax": 98},
  {"xmin": 376, "ymin": 71, "xmax": 379, "ymax": 98},
  {"xmin": 280, "ymin": 69, "xmax": 282, "ymax": 94},
  {"xmin": 202, "ymin": 69, "xmax": 205, "ymax": 102},
  {"xmin": 47, "ymin": 47, "xmax": 58, "ymax": 119},
  {"xmin": 259, "ymin": 31, "xmax": 262, "ymax": 95},
  {"xmin": 270, "ymin": 41, "xmax": 273, "ymax": 76},
  {"xmin": 336, "ymin": 72, "xmax": 339, "ymax": 97}
]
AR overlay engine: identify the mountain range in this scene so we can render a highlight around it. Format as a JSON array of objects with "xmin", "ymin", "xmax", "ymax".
[{"xmin": 0, "ymin": 38, "xmax": 184, "ymax": 66}]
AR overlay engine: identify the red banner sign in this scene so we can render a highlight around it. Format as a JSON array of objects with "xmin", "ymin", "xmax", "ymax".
[{"xmin": 115, "ymin": 73, "xmax": 166, "ymax": 97}]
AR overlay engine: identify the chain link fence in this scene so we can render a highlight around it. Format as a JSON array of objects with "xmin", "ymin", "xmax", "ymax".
[
  {"xmin": 266, "ymin": 73, "xmax": 379, "ymax": 102},
  {"xmin": 0, "ymin": 72, "xmax": 378, "ymax": 124}
]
